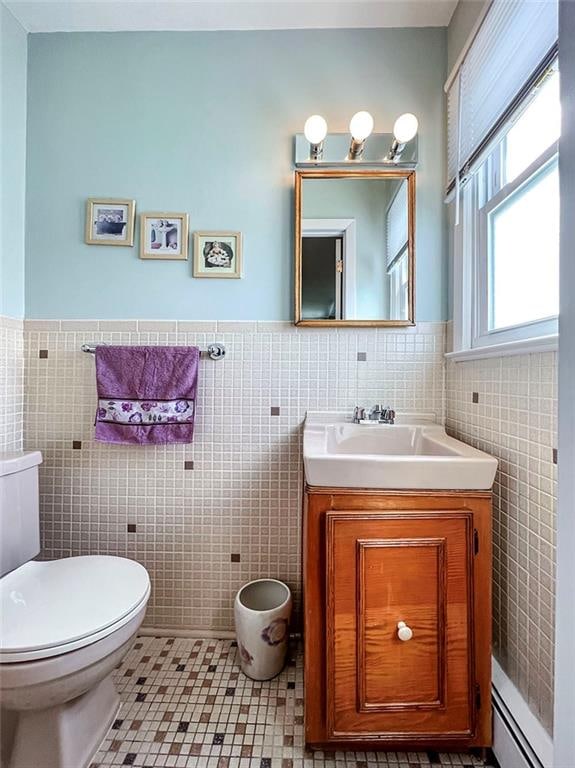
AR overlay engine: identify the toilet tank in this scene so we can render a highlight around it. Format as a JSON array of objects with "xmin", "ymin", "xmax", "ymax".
[{"xmin": 0, "ymin": 451, "xmax": 43, "ymax": 577}]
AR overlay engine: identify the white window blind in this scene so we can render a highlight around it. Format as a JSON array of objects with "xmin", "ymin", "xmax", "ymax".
[
  {"xmin": 446, "ymin": 0, "xmax": 558, "ymax": 190},
  {"xmin": 386, "ymin": 180, "xmax": 408, "ymax": 269}
]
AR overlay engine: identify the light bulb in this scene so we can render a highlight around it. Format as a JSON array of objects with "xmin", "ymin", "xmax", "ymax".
[
  {"xmin": 393, "ymin": 113, "xmax": 418, "ymax": 144},
  {"xmin": 349, "ymin": 111, "xmax": 374, "ymax": 141},
  {"xmin": 304, "ymin": 115, "xmax": 328, "ymax": 145}
]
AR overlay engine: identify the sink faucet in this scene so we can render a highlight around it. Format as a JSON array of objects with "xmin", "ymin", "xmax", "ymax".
[{"xmin": 353, "ymin": 405, "xmax": 396, "ymax": 424}]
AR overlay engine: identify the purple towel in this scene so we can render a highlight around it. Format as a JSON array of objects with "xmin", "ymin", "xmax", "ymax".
[{"xmin": 94, "ymin": 346, "xmax": 199, "ymax": 445}]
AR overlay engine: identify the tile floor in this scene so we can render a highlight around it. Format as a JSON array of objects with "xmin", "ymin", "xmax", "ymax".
[{"xmin": 91, "ymin": 637, "xmax": 496, "ymax": 768}]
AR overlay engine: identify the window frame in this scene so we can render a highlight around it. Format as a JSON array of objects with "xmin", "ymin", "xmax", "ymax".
[
  {"xmin": 473, "ymin": 142, "xmax": 559, "ymax": 349},
  {"xmin": 389, "ymin": 248, "xmax": 409, "ymax": 321},
  {"xmin": 448, "ymin": 86, "xmax": 559, "ymax": 362}
]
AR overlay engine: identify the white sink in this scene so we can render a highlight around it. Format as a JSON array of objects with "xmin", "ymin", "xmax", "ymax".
[{"xmin": 303, "ymin": 411, "xmax": 497, "ymax": 490}]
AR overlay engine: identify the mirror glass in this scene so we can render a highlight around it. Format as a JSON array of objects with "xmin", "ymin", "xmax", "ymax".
[{"xmin": 295, "ymin": 171, "xmax": 414, "ymax": 326}]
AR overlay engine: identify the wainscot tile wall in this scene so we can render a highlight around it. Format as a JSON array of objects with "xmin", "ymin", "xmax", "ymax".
[
  {"xmin": 446, "ymin": 352, "xmax": 557, "ymax": 734},
  {"xmin": 0, "ymin": 315, "xmax": 24, "ymax": 452},
  {"xmin": 24, "ymin": 320, "xmax": 446, "ymax": 632}
]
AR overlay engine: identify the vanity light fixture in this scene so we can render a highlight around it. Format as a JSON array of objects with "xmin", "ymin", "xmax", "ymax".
[
  {"xmin": 386, "ymin": 112, "xmax": 419, "ymax": 163},
  {"xmin": 304, "ymin": 115, "xmax": 328, "ymax": 161},
  {"xmin": 295, "ymin": 111, "xmax": 418, "ymax": 168},
  {"xmin": 348, "ymin": 111, "xmax": 374, "ymax": 160}
]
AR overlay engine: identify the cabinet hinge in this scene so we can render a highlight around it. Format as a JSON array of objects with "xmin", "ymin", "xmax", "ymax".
[
  {"xmin": 474, "ymin": 529, "xmax": 479, "ymax": 555},
  {"xmin": 475, "ymin": 683, "xmax": 481, "ymax": 710}
]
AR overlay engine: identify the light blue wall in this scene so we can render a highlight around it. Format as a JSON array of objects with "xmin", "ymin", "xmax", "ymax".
[
  {"xmin": 0, "ymin": 4, "xmax": 27, "ymax": 318},
  {"xmin": 26, "ymin": 29, "xmax": 447, "ymax": 320}
]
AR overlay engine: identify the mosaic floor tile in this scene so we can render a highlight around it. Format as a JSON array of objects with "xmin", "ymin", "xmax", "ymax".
[{"xmin": 91, "ymin": 637, "xmax": 497, "ymax": 768}]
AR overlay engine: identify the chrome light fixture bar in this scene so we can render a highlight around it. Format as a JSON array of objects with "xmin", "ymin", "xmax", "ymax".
[
  {"xmin": 297, "ymin": 111, "xmax": 419, "ymax": 168},
  {"xmin": 295, "ymin": 133, "xmax": 418, "ymax": 168}
]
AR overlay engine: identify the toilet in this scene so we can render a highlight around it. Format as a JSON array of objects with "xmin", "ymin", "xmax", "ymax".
[{"xmin": 0, "ymin": 451, "xmax": 151, "ymax": 768}]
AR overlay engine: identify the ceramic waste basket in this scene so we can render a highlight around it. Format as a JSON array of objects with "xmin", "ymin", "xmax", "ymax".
[{"xmin": 234, "ymin": 578, "xmax": 292, "ymax": 681}]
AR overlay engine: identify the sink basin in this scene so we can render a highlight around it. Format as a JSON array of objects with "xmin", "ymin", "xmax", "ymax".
[{"xmin": 304, "ymin": 411, "xmax": 497, "ymax": 490}]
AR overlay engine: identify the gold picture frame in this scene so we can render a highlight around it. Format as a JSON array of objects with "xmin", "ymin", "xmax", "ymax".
[
  {"xmin": 85, "ymin": 198, "xmax": 135, "ymax": 246},
  {"xmin": 193, "ymin": 231, "xmax": 243, "ymax": 278},
  {"xmin": 140, "ymin": 213, "xmax": 189, "ymax": 261}
]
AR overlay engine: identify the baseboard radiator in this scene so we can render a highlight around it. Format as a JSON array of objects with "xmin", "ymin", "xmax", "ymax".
[{"xmin": 492, "ymin": 658, "xmax": 553, "ymax": 768}]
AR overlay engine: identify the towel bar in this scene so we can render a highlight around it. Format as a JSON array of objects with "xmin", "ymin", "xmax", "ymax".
[{"xmin": 81, "ymin": 342, "xmax": 226, "ymax": 360}]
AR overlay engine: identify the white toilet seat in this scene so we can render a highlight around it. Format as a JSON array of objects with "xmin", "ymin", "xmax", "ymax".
[{"xmin": 0, "ymin": 555, "xmax": 151, "ymax": 663}]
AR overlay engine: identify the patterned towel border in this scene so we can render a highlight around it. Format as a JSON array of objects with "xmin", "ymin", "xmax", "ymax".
[{"xmin": 97, "ymin": 398, "xmax": 194, "ymax": 425}]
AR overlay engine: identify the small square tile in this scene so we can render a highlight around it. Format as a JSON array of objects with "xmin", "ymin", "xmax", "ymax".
[
  {"xmin": 357, "ymin": 352, "xmax": 367, "ymax": 361},
  {"xmin": 72, "ymin": 440, "xmax": 81, "ymax": 450},
  {"xmin": 184, "ymin": 460, "xmax": 194, "ymax": 470},
  {"xmin": 38, "ymin": 349, "xmax": 48, "ymax": 359},
  {"xmin": 230, "ymin": 553, "xmax": 241, "ymax": 563},
  {"xmin": 472, "ymin": 392, "xmax": 479, "ymax": 403},
  {"xmin": 270, "ymin": 406, "xmax": 280, "ymax": 416},
  {"xmin": 127, "ymin": 524, "xmax": 137, "ymax": 533},
  {"xmin": 92, "ymin": 637, "xmax": 498, "ymax": 768}
]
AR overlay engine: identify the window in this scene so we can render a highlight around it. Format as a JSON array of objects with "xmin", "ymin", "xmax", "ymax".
[
  {"xmin": 457, "ymin": 65, "xmax": 560, "ymax": 353},
  {"xmin": 389, "ymin": 250, "xmax": 408, "ymax": 320},
  {"xmin": 486, "ymin": 157, "xmax": 558, "ymax": 332},
  {"xmin": 386, "ymin": 180, "xmax": 409, "ymax": 321}
]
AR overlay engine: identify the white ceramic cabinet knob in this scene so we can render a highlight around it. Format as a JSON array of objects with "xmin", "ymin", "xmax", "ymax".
[{"xmin": 397, "ymin": 621, "xmax": 413, "ymax": 642}]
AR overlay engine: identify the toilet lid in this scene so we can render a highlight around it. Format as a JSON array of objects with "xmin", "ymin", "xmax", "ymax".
[{"xmin": 0, "ymin": 556, "xmax": 150, "ymax": 662}]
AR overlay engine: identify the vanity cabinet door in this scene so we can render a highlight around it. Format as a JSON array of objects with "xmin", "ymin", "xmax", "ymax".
[{"xmin": 326, "ymin": 511, "xmax": 474, "ymax": 741}]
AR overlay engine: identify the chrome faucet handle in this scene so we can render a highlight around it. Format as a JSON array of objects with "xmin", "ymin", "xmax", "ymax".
[
  {"xmin": 353, "ymin": 406, "xmax": 366, "ymax": 423},
  {"xmin": 368, "ymin": 404, "xmax": 383, "ymax": 420},
  {"xmin": 381, "ymin": 407, "xmax": 396, "ymax": 424}
]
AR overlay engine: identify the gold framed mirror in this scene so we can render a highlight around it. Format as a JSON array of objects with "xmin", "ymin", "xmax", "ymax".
[{"xmin": 294, "ymin": 169, "xmax": 415, "ymax": 327}]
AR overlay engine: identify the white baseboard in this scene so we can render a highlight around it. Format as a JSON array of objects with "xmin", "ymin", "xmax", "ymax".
[{"xmin": 492, "ymin": 658, "xmax": 553, "ymax": 768}]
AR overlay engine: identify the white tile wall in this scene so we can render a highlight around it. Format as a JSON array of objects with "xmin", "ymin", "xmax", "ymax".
[
  {"xmin": 23, "ymin": 320, "xmax": 446, "ymax": 632},
  {"xmin": 446, "ymin": 352, "xmax": 557, "ymax": 734},
  {"xmin": 4, "ymin": 316, "xmax": 558, "ymax": 735},
  {"xmin": 0, "ymin": 315, "xmax": 24, "ymax": 452}
]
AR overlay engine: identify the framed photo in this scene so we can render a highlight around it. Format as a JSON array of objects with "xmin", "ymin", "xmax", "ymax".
[
  {"xmin": 85, "ymin": 198, "xmax": 135, "ymax": 246},
  {"xmin": 140, "ymin": 213, "xmax": 189, "ymax": 260},
  {"xmin": 193, "ymin": 231, "xmax": 243, "ymax": 278}
]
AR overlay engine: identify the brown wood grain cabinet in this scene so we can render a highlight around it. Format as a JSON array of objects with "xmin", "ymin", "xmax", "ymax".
[{"xmin": 303, "ymin": 487, "xmax": 492, "ymax": 751}]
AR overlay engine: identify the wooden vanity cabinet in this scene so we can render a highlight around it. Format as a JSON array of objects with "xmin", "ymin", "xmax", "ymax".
[{"xmin": 303, "ymin": 487, "xmax": 492, "ymax": 751}]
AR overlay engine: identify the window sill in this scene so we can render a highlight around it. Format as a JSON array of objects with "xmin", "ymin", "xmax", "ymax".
[{"xmin": 445, "ymin": 334, "xmax": 558, "ymax": 362}]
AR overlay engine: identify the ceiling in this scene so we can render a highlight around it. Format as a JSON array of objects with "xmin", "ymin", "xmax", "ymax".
[{"xmin": 5, "ymin": 0, "xmax": 458, "ymax": 33}]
